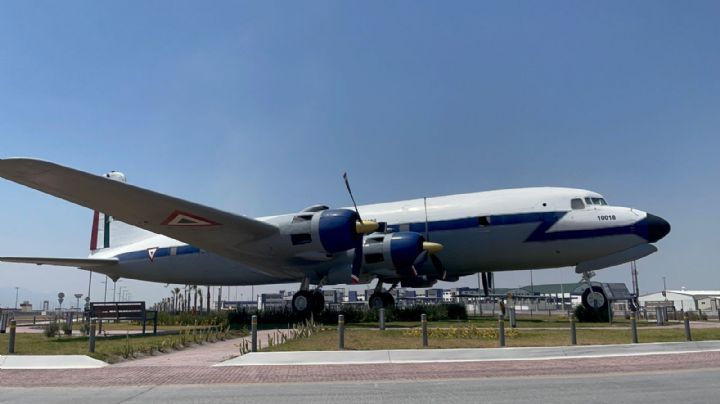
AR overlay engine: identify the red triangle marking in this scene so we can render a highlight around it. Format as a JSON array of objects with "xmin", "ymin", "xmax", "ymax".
[{"xmin": 161, "ymin": 210, "xmax": 220, "ymax": 226}]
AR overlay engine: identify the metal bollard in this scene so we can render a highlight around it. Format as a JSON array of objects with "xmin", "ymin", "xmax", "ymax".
[
  {"xmin": 631, "ymin": 313, "xmax": 638, "ymax": 343},
  {"xmin": 421, "ymin": 314, "xmax": 428, "ymax": 347},
  {"xmin": 379, "ymin": 308, "xmax": 385, "ymax": 331},
  {"xmin": 570, "ymin": 317, "xmax": 577, "ymax": 345},
  {"xmin": 338, "ymin": 314, "xmax": 345, "ymax": 350},
  {"xmin": 251, "ymin": 315, "xmax": 258, "ymax": 352},
  {"xmin": 498, "ymin": 314, "xmax": 506, "ymax": 347},
  {"xmin": 684, "ymin": 313, "xmax": 692, "ymax": 341},
  {"xmin": 89, "ymin": 319, "xmax": 96, "ymax": 353},
  {"xmin": 8, "ymin": 319, "xmax": 16, "ymax": 354}
]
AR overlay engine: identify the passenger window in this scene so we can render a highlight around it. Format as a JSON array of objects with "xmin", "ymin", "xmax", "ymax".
[
  {"xmin": 585, "ymin": 197, "xmax": 593, "ymax": 205},
  {"xmin": 571, "ymin": 198, "xmax": 585, "ymax": 210}
]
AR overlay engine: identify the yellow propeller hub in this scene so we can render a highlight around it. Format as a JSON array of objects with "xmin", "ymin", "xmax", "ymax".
[
  {"xmin": 422, "ymin": 241, "xmax": 444, "ymax": 254},
  {"xmin": 355, "ymin": 220, "xmax": 379, "ymax": 234}
]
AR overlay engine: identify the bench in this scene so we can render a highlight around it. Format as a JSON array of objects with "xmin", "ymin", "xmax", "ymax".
[{"xmin": 87, "ymin": 302, "xmax": 158, "ymax": 335}]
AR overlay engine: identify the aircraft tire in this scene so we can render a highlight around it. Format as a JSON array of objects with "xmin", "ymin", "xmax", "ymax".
[
  {"xmin": 380, "ymin": 292, "xmax": 395, "ymax": 308},
  {"xmin": 582, "ymin": 286, "xmax": 608, "ymax": 312},
  {"xmin": 368, "ymin": 293, "xmax": 385, "ymax": 310},
  {"xmin": 292, "ymin": 290, "xmax": 313, "ymax": 316},
  {"xmin": 311, "ymin": 290, "xmax": 325, "ymax": 314}
]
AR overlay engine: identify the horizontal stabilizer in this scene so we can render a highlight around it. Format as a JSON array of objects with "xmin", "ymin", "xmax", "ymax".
[
  {"xmin": 575, "ymin": 244, "xmax": 657, "ymax": 273},
  {"xmin": 0, "ymin": 257, "xmax": 118, "ymax": 268}
]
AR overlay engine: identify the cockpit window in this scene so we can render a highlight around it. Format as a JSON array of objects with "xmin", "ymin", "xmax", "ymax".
[
  {"xmin": 592, "ymin": 198, "xmax": 608, "ymax": 206},
  {"xmin": 585, "ymin": 197, "xmax": 593, "ymax": 205},
  {"xmin": 571, "ymin": 198, "xmax": 585, "ymax": 210}
]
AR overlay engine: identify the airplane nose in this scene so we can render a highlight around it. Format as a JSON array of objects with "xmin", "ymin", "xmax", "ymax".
[{"xmin": 645, "ymin": 213, "xmax": 671, "ymax": 243}]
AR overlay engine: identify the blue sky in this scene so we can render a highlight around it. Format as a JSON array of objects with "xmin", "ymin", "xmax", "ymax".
[{"xmin": 1, "ymin": 1, "xmax": 718, "ymax": 308}]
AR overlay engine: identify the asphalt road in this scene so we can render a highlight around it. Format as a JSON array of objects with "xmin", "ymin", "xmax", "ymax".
[{"xmin": 1, "ymin": 367, "xmax": 717, "ymax": 404}]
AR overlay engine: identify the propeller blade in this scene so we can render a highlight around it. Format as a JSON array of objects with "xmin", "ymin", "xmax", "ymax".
[
  {"xmin": 342, "ymin": 172, "xmax": 363, "ymax": 223},
  {"xmin": 481, "ymin": 272, "xmax": 489, "ymax": 296},
  {"xmin": 430, "ymin": 254, "xmax": 447, "ymax": 281},
  {"xmin": 411, "ymin": 250, "xmax": 429, "ymax": 276}
]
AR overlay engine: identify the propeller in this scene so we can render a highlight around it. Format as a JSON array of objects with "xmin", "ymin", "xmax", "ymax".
[
  {"xmin": 342, "ymin": 172, "xmax": 378, "ymax": 283},
  {"xmin": 410, "ymin": 241, "xmax": 446, "ymax": 280}
]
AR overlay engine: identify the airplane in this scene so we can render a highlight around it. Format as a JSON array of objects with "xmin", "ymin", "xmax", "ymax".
[{"xmin": 0, "ymin": 158, "xmax": 670, "ymax": 315}]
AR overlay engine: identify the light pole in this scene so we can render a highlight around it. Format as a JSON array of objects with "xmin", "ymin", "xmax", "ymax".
[{"xmin": 14, "ymin": 286, "xmax": 19, "ymax": 310}]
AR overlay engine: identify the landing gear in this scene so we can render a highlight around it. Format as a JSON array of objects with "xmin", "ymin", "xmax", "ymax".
[
  {"xmin": 291, "ymin": 279, "xmax": 326, "ymax": 317},
  {"xmin": 582, "ymin": 285, "xmax": 608, "ymax": 312},
  {"xmin": 368, "ymin": 292, "xmax": 394, "ymax": 310},
  {"xmin": 368, "ymin": 279, "xmax": 396, "ymax": 310},
  {"xmin": 292, "ymin": 290, "xmax": 313, "ymax": 315}
]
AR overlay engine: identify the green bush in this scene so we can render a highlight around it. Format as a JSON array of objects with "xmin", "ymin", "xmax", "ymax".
[
  {"xmin": 574, "ymin": 305, "xmax": 610, "ymax": 322},
  {"xmin": 43, "ymin": 322, "xmax": 60, "ymax": 338},
  {"xmin": 225, "ymin": 304, "xmax": 469, "ymax": 328}
]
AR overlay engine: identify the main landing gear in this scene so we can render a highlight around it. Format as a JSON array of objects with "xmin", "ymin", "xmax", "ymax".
[
  {"xmin": 368, "ymin": 280, "xmax": 396, "ymax": 310},
  {"xmin": 292, "ymin": 278, "xmax": 325, "ymax": 317}
]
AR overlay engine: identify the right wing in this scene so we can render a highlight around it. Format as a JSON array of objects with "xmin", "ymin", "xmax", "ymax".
[{"xmin": 0, "ymin": 158, "xmax": 279, "ymax": 264}]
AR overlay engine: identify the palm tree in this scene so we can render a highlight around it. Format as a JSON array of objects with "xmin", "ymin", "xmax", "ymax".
[
  {"xmin": 173, "ymin": 287, "xmax": 181, "ymax": 313},
  {"xmin": 206, "ymin": 285, "xmax": 211, "ymax": 313}
]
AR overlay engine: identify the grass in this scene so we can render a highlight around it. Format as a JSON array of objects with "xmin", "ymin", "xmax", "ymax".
[
  {"xmin": 0, "ymin": 326, "xmax": 243, "ymax": 363},
  {"xmin": 262, "ymin": 325, "xmax": 720, "ymax": 352}
]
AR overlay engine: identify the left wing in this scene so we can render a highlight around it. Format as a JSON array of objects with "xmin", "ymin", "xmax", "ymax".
[
  {"xmin": 0, "ymin": 257, "xmax": 118, "ymax": 268},
  {"xmin": 0, "ymin": 158, "xmax": 278, "ymax": 265}
]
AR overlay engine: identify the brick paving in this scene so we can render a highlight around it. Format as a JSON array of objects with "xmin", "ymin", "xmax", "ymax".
[{"xmin": 1, "ymin": 350, "xmax": 719, "ymax": 387}]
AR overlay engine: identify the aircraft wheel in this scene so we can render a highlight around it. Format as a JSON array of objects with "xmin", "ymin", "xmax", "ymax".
[
  {"xmin": 292, "ymin": 290, "xmax": 313, "ymax": 315},
  {"xmin": 311, "ymin": 290, "xmax": 325, "ymax": 314},
  {"xmin": 381, "ymin": 292, "xmax": 395, "ymax": 308},
  {"xmin": 582, "ymin": 286, "xmax": 608, "ymax": 311},
  {"xmin": 368, "ymin": 293, "xmax": 385, "ymax": 310}
]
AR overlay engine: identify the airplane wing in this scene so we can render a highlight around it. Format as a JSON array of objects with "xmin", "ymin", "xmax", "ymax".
[
  {"xmin": 0, "ymin": 257, "xmax": 118, "ymax": 268},
  {"xmin": 0, "ymin": 158, "xmax": 279, "ymax": 263},
  {"xmin": 575, "ymin": 244, "xmax": 657, "ymax": 273}
]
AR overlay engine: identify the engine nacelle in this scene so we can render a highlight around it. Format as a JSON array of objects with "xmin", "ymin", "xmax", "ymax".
[
  {"xmin": 363, "ymin": 232, "xmax": 425, "ymax": 275},
  {"xmin": 285, "ymin": 208, "xmax": 360, "ymax": 254}
]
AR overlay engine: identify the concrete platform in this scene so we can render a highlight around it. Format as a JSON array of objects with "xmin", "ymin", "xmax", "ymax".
[
  {"xmin": 217, "ymin": 340, "xmax": 720, "ymax": 366},
  {"xmin": 0, "ymin": 355, "xmax": 108, "ymax": 369}
]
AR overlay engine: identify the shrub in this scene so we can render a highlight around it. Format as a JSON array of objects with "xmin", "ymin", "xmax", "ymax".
[
  {"xmin": 574, "ymin": 305, "xmax": 609, "ymax": 322},
  {"xmin": 43, "ymin": 322, "xmax": 60, "ymax": 338}
]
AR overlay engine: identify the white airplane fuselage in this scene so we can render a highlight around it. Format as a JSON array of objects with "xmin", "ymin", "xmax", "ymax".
[{"xmin": 89, "ymin": 187, "xmax": 669, "ymax": 286}]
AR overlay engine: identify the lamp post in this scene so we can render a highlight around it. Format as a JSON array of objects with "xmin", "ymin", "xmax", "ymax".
[{"xmin": 14, "ymin": 286, "xmax": 19, "ymax": 310}]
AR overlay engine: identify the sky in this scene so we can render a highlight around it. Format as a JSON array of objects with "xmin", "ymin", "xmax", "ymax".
[{"xmin": 0, "ymin": 1, "xmax": 718, "ymax": 309}]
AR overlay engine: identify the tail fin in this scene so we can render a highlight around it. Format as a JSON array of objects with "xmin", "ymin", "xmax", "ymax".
[{"xmin": 89, "ymin": 171, "xmax": 156, "ymax": 253}]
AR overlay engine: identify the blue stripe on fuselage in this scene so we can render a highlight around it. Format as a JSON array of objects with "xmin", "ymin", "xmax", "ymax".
[
  {"xmin": 116, "ymin": 246, "xmax": 201, "ymax": 262},
  {"xmin": 388, "ymin": 211, "xmax": 641, "ymax": 242}
]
